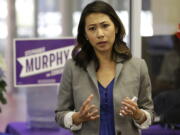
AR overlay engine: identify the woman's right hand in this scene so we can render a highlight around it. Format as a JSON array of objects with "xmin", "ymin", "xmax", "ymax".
[{"xmin": 72, "ymin": 94, "xmax": 99, "ymax": 125}]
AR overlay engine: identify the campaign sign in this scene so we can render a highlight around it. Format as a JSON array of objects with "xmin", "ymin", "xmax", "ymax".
[{"xmin": 14, "ymin": 38, "xmax": 75, "ymax": 87}]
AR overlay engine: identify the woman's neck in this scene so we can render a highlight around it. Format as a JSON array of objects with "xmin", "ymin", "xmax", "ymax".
[{"xmin": 95, "ymin": 51, "xmax": 115, "ymax": 66}]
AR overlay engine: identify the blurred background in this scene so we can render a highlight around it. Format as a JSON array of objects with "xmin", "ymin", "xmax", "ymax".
[{"xmin": 0, "ymin": 0, "xmax": 180, "ymax": 133}]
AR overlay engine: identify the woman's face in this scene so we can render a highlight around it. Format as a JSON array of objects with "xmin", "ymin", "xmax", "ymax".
[{"xmin": 85, "ymin": 13, "xmax": 117, "ymax": 54}]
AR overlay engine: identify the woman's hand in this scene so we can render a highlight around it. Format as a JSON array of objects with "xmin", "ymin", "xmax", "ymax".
[
  {"xmin": 72, "ymin": 94, "xmax": 99, "ymax": 125},
  {"xmin": 120, "ymin": 97, "xmax": 146, "ymax": 124}
]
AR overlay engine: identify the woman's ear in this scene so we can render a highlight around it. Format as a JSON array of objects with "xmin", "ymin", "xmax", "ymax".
[{"xmin": 85, "ymin": 35, "xmax": 88, "ymax": 40}]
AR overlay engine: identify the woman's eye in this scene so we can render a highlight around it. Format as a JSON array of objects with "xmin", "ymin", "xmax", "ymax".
[
  {"xmin": 103, "ymin": 24, "xmax": 109, "ymax": 28},
  {"xmin": 88, "ymin": 27, "xmax": 96, "ymax": 31}
]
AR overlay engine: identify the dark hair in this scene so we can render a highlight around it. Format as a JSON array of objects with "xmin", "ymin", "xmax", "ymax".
[{"xmin": 72, "ymin": 0, "xmax": 132, "ymax": 71}]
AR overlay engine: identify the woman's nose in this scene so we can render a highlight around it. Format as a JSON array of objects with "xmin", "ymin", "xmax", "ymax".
[{"xmin": 96, "ymin": 28, "xmax": 104, "ymax": 38}]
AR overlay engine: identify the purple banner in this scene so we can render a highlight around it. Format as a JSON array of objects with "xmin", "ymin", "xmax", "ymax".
[{"xmin": 14, "ymin": 38, "xmax": 75, "ymax": 87}]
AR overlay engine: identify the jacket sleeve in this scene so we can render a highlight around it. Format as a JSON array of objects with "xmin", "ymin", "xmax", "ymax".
[
  {"xmin": 138, "ymin": 59, "xmax": 154, "ymax": 124},
  {"xmin": 55, "ymin": 59, "xmax": 75, "ymax": 128}
]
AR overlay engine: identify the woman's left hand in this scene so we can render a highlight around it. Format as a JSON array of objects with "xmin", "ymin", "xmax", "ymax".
[{"xmin": 119, "ymin": 97, "xmax": 146, "ymax": 124}]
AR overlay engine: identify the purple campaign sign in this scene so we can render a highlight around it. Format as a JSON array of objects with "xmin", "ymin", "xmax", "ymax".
[{"xmin": 14, "ymin": 38, "xmax": 76, "ymax": 87}]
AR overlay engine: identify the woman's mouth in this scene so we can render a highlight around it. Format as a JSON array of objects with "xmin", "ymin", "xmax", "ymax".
[{"xmin": 97, "ymin": 41, "xmax": 107, "ymax": 45}]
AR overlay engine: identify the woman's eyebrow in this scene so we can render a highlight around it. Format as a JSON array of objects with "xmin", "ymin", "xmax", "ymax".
[
  {"xmin": 100, "ymin": 21, "xmax": 108, "ymax": 24},
  {"xmin": 87, "ymin": 21, "xmax": 108, "ymax": 27}
]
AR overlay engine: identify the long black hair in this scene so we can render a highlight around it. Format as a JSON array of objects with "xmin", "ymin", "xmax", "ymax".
[{"xmin": 72, "ymin": 0, "xmax": 132, "ymax": 71}]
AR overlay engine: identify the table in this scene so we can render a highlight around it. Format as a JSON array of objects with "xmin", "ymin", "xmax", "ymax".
[
  {"xmin": 142, "ymin": 124, "xmax": 180, "ymax": 135},
  {"xmin": 5, "ymin": 122, "xmax": 73, "ymax": 135}
]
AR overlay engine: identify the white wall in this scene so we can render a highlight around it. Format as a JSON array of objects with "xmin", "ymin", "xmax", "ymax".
[{"xmin": 151, "ymin": 0, "xmax": 180, "ymax": 35}]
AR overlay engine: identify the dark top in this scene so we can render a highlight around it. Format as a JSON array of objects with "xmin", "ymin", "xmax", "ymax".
[{"xmin": 98, "ymin": 79, "xmax": 115, "ymax": 135}]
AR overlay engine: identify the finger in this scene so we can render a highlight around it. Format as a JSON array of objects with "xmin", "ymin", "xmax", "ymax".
[
  {"xmin": 81, "ymin": 104, "xmax": 91, "ymax": 116},
  {"xmin": 88, "ymin": 108, "xmax": 99, "ymax": 116},
  {"xmin": 123, "ymin": 98, "xmax": 137, "ymax": 106},
  {"xmin": 124, "ymin": 107, "xmax": 134, "ymax": 116},
  {"xmin": 120, "ymin": 109, "xmax": 128, "ymax": 116},
  {"xmin": 121, "ymin": 103, "xmax": 137, "ymax": 117},
  {"xmin": 88, "ymin": 104, "xmax": 97, "ymax": 112},
  {"xmin": 84, "ymin": 104, "xmax": 97, "ymax": 116},
  {"xmin": 83, "ymin": 94, "xmax": 94, "ymax": 107},
  {"xmin": 80, "ymin": 94, "xmax": 94, "ymax": 113},
  {"xmin": 121, "ymin": 108, "xmax": 133, "ymax": 116},
  {"xmin": 120, "ymin": 104, "xmax": 134, "ymax": 116},
  {"xmin": 81, "ymin": 103, "xmax": 96, "ymax": 117},
  {"xmin": 121, "ymin": 101, "xmax": 137, "ymax": 111},
  {"xmin": 90, "ymin": 114, "xmax": 100, "ymax": 120},
  {"xmin": 119, "ymin": 106, "xmax": 126, "ymax": 114}
]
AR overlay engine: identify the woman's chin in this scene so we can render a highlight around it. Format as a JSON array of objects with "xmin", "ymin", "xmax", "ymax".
[{"xmin": 96, "ymin": 48, "xmax": 112, "ymax": 54}]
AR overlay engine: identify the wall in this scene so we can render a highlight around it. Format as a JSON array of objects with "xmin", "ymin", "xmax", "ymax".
[{"xmin": 151, "ymin": 0, "xmax": 180, "ymax": 35}]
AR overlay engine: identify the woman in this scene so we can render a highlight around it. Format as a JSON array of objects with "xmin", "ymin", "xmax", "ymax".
[{"xmin": 55, "ymin": 1, "xmax": 154, "ymax": 135}]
